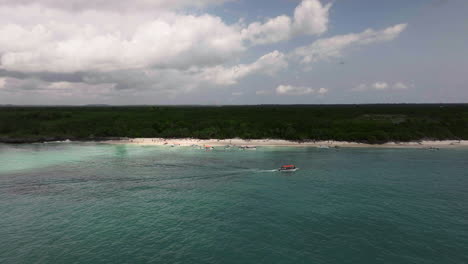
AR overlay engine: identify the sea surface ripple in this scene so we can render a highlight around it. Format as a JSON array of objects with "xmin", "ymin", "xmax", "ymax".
[{"xmin": 1, "ymin": 143, "xmax": 467, "ymax": 264}]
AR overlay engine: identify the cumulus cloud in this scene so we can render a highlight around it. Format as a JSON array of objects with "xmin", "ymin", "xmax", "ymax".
[
  {"xmin": 241, "ymin": 16, "xmax": 293, "ymax": 46},
  {"xmin": 198, "ymin": 50, "xmax": 288, "ymax": 86},
  {"xmin": 0, "ymin": 0, "xmax": 409, "ymax": 103},
  {"xmin": 291, "ymin": 23, "xmax": 407, "ymax": 64},
  {"xmin": 292, "ymin": 0, "xmax": 331, "ymax": 36},
  {"xmin": 67, "ymin": 51, "xmax": 286, "ymax": 94},
  {"xmin": 276, "ymin": 85, "xmax": 323, "ymax": 95},
  {"xmin": 0, "ymin": 0, "xmax": 230, "ymax": 12},
  {"xmin": 241, "ymin": 0, "xmax": 331, "ymax": 45},
  {"xmin": 0, "ymin": 12, "xmax": 244, "ymax": 72},
  {"xmin": 2, "ymin": 1, "xmax": 332, "ymax": 74},
  {"xmin": 352, "ymin": 82, "xmax": 413, "ymax": 92},
  {"xmin": 275, "ymin": 86, "xmax": 327, "ymax": 96},
  {"xmin": 0, "ymin": 50, "xmax": 287, "ymax": 98},
  {"xmin": 318, "ymin": 87, "xmax": 329, "ymax": 94},
  {"xmin": 0, "ymin": 0, "xmax": 332, "ymax": 74},
  {"xmin": 373, "ymin": 82, "xmax": 389, "ymax": 90}
]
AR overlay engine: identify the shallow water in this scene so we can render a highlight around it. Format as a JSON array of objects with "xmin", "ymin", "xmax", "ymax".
[{"xmin": 1, "ymin": 143, "xmax": 467, "ymax": 264}]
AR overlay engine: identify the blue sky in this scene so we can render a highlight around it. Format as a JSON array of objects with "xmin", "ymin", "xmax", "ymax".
[{"xmin": 0, "ymin": 0, "xmax": 466, "ymax": 104}]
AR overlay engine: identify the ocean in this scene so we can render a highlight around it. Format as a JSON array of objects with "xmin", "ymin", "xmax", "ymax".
[{"xmin": 1, "ymin": 143, "xmax": 467, "ymax": 264}]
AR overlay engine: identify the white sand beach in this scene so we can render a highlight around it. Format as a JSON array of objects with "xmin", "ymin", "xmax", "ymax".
[{"xmin": 106, "ymin": 138, "xmax": 468, "ymax": 149}]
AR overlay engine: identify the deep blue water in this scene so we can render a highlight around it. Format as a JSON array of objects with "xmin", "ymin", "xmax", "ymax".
[{"xmin": 1, "ymin": 143, "xmax": 467, "ymax": 264}]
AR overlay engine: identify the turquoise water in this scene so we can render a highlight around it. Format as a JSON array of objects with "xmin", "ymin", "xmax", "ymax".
[{"xmin": 1, "ymin": 143, "xmax": 467, "ymax": 264}]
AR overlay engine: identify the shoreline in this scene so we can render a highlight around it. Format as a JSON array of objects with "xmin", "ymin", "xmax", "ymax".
[
  {"xmin": 105, "ymin": 138, "xmax": 468, "ymax": 149},
  {"xmin": 1, "ymin": 137, "xmax": 467, "ymax": 149}
]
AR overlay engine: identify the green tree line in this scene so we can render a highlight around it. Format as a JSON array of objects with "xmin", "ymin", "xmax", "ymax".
[{"xmin": 0, "ymin": 104, "xmax": 467, "ymax": 143}]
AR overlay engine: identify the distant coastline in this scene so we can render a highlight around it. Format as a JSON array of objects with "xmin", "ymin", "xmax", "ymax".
[
  {"xmin": 106, "ymin": 138, "xmax": 468, "ymax": 149},
  {"xmin": 0, "ymin": 137, "xmax": 121, "ymax": 144},
  {"xmin": 1, "ymin": 105, "xmax": 466, "ymax": 145},
  {"xmin": 1, "ymin": 137, "xmax": 468, "ymax": 149}
]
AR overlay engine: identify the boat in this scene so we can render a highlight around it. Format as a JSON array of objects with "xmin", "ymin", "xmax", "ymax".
[
  {"xmin": 278, "ymin": 165, "xmax": 298, "ymax": 172},
  {"xmin": 239, "ymin": 146, "xmax": 257, "ymax": 150}
]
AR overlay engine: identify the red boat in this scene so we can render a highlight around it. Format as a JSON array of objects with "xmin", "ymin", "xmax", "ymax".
[{"xmin": 279, "ymin": 165, "xmax": 298, "ymax": 172}]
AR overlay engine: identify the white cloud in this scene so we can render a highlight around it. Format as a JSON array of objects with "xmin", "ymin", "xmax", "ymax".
[
  {"xmin": 231, "ymin": 91, "xmax": 243, "ymax": 96},
  {"xmin": 241, "ymin": 0, "xmax": 331, "ymax": 45},
  {"xmin": 352, "ymin": 81, "xmax": 412, "ymax": 92},
  {"xmin": 373, "ymin": 82, "xmax": 389, "ymax": 90},
  {"xmin": 0, "ymin": 0, "xmax": 332, "ymax": 74},
  {"xmin": 318, "ymin": 87, "xmax": 329, "ymax": 94},
  {"xmin": 241, "ymin": 15, "xmax": 293, "ymax": 45},
  {"xmin": 1, "ymin": 0, "xmax": 332, "ymax": 74},
  {"xmin": 0, "ymin": 0, "xmax": 409, "ymax": 101},
  {"xmin": 1, "ymin": 50, "xmax": 285, "ymax": 95},
  {"xmin": 0, "ymin": 0, "xmax": 230, "ymax": 12},
  {"xmin": 33, "ymin": 50, "xmax": 288, "ymax": 95},
  {"xmin": 291, "ymin": 23, "xmax": 407, "ymax": 64},
  {"xmin": 0, "ymin": 12, "xmax": 245, "ymax": 72},
  {"xmin": 198, "ymin": 50, "xmax": 288, "ymax": 86},
  {"xmin": 276, "ymin": 85, "xmax": 315, "ymax": 95},
  {"xmin": 292, "ymin": 0, "xmax": 331, "ymax": 36}
]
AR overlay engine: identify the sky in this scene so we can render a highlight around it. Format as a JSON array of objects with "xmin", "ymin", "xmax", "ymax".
[{"xmin": 0, "ymin": 0, "xmax": 467, "ymax": 105}]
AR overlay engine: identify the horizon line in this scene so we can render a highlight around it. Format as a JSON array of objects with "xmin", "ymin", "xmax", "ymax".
[{"xmin": 1, "ymin": 103, "xmax": 468, "ymax": 107}]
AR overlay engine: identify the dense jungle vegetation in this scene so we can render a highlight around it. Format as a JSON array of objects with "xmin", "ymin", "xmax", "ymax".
[{"xmin": 0, "ymin": 104, "xmax": 467, "ymax": 143}]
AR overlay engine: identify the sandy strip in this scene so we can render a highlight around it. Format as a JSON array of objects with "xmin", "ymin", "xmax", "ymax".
[{"xmin": 105, "ymin": 138, "xmax": 468, "ymax": 149}]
